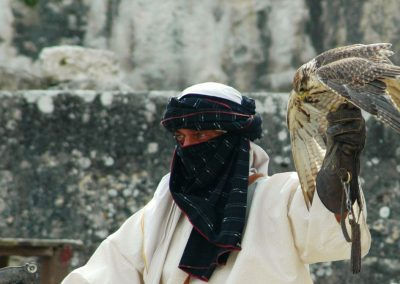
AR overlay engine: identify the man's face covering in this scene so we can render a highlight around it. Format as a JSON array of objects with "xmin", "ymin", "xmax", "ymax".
[{"xmin": 161, "ymin": 83, "xmax": 262, "ymax": 281}]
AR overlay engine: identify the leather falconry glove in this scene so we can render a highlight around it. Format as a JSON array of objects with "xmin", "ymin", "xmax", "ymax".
[
  {"xmin": 316, "ymin": 103, "xmax": 366, "ymax": 212},
  {"xmin": 316, "ymin": 103, "xmax": 366, "ymax": 273}
]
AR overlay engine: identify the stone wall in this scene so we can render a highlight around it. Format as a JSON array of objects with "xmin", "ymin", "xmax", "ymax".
[
  {"xmin": 1, "ymin": 90, "xmax": 399, "ymax": 283},
  {"xmin": 2, "ymin": 0, "xmax": 400, "ymax": 91}
]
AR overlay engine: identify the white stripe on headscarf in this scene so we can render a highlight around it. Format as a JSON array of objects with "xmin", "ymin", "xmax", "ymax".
[{"xmin": 178, "ymin": 82, "xmax": 243, "ymax": 105}]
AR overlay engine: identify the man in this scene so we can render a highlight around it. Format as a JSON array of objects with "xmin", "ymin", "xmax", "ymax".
[{"xmin": 62, "ymin": 82, "xmax": 371, "ymax": 283}]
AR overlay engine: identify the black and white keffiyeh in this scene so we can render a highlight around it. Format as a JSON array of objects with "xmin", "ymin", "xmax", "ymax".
[{"xmin": 161, "ymin": 84, "xmax": 262, "ymax": 281}]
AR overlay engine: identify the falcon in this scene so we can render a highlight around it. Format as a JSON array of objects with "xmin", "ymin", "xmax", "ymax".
[{"xmin": 287, "ymin": 43, "xmax": 400, "ymax": 209}]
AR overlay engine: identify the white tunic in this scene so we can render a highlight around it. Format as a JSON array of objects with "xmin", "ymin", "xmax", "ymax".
[{"xmin": 62, "ymin": 143, "xmax": 371, "ymax": 284}]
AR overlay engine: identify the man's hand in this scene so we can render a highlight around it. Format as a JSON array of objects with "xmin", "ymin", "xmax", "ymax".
[{"xmin": 316, "ymin": 103, "xmax": 366, "ymax": 214}]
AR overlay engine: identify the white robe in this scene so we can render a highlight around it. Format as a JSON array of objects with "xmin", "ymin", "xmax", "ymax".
[{"xmin": 62, "ymin": 143, "xmax": 371, "ymax": 284}]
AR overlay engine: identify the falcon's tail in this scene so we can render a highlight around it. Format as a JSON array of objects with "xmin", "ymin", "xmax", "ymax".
[{"xmin": 385, "ymin": 78, "xmax": 400, "ymax": 112}]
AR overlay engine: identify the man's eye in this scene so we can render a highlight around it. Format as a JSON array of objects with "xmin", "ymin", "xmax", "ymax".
[{"xmin": 174, "ymin": 134, "xmax": 184, "ymax": 141}]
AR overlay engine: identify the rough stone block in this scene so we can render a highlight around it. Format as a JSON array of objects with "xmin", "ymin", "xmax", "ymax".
[{"xmin": 39, "ymin": 46, "xmax": 128, "ymax": 91}]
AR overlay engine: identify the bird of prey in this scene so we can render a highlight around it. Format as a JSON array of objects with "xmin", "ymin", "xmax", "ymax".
[{"xmin": 287, "ymin": 43, "xmax": 400, "ymax": 209}]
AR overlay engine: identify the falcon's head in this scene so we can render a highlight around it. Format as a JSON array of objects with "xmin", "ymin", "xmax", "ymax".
[{"xmin": 292, "ymin": 59, "xmax": 318, "ymax": 96}]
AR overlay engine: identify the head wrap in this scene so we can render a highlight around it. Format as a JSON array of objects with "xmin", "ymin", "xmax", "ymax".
[{"xmin": 161, "ymin": 82, "xmax": 262, "ymax": 281}]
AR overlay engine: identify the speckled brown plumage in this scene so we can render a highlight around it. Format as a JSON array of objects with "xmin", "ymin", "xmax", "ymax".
[{"xmin": 288, "ymin": 43, "xmax": 400, "ymax": 207}]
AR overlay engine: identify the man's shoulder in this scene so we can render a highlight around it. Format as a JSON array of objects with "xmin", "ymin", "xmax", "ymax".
[
  {"xmin": 271, "ymin": 171, "xmax": 298, "ymax": 179},
  {"xmin": 251, "ymin": 171, "xmax": 301, "ymax": 206},
  {"xmin": 258, "ymin": 171, "xmax": 298, "ymax": 183},
  {"xmin": 255, "ymin": 171, "xmax": 299, "ymax": 192},
  {"xmin": 153, "ymin": 173, "xmax": 171, "ymax": 197},
  {"xmin": 159, "ymin": 172, "xmax": 171, "ymax": 184}
]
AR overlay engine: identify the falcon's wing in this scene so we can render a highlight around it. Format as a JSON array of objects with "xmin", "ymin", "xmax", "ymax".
[
  {"xmin": 314, "ymin": 43, "xmax": 394, "ymax": 67},
  {"xmin": 287, "ymin": 91, "xmax": 342, "ymax": 209},
  {"xmin": 317, "ymin": 57, "xmax": 400, "ymax": 133}
]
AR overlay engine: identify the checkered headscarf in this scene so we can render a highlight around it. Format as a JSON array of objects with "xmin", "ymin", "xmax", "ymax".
[{"xmin": 161, "ymin": 83, "xmax": 262, "ymax": 281}]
